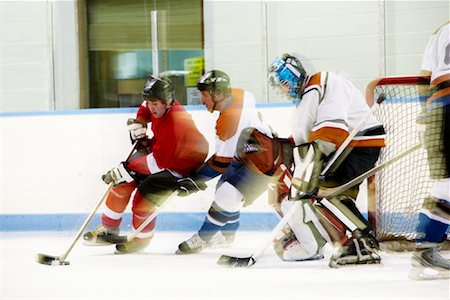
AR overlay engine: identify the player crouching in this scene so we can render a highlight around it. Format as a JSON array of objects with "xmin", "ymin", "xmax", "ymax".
[
  {"xmin": 267, "ymin": 54, "xmax": 386, "ymax": 267},
  {"xmin": 83, "ymin": 75, "xmax": 208, "ymax": 253}
]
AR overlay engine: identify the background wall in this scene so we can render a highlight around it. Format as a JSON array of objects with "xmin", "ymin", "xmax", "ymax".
[
  {"xmin": 204, "ymin": 0, "xmax": 449, "ymax": 102},
  {"xmin": 0, "ymin": 105, "xmax": 290, "ymax": 214},
  {"xmin": 1, "ymin": 1, "xmax": 449, "ymax": 112},
  {"xmin": 1, "ymin": 0, "xmax": 80, "ymax": 112},
  {"xmin": 1, "ymin": 0, "xmax": 448, "ymax": 230}
]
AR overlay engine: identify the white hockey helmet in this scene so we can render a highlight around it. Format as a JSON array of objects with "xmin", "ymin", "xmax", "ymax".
[{"xmin": 268, "ymin": 54, "xmax": 307, "ymax": 104}]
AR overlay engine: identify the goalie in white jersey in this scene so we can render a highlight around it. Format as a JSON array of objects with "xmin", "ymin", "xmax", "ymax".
[{"xmin": 268, "ymin": 54, "xmax": 386, "ymax": 267}]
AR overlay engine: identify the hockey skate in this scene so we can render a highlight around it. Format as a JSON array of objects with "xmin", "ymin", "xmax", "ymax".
[
  {"xmin": 115, "ymin": 237, "xmax": 151, "ymax": 254},
  {"xmin": 176, "ymin": 231, "xmax": 234, "ymax": 254},
  {"xmin": 409, "ymin": 246, "xmax": 450, "ymax": 280},
  {"xmin": 329, "ymin": 233, "xmax": 381, "ymax": 268},
  {"xmin": 83, "ymin": 225, "xmax": 119, "ymax": 246}
]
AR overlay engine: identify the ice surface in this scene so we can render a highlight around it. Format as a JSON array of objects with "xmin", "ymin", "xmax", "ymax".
[{"xmin": 1, "ymin": 231, "xmax": 449, "ymax": 300}]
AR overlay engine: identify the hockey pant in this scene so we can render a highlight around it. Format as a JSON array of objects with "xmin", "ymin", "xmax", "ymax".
[
  {"xmin": 102, "ymin": 150, "xmax": 176, "ymax": 241},
  {"xmin": 197, "ymin": 160, "xmax": 271, "ymax": 241}
]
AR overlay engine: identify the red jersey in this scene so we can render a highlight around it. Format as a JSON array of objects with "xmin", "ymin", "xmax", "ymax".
[{"xmin": 136, "ymin": 100, "xmax": 208, "ymax": 176}]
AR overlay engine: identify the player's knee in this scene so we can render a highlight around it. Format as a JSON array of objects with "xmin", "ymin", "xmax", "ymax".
[{"xmin": 214, "ymin": 182, "xmax": 244, "ymax": 212}]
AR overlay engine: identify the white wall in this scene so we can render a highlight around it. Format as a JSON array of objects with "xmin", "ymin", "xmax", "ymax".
[
  {"xmin": 1, "ymin": 1, "xmax": 53, "ymax": 111},
  {"xmin": 0, "ymin": 106, "xmax": 286, "ymax": 214},
  {"xmin": 203, "ymin": 0, "xmax": 449, "ymax": 102},
  {"xmin": 1, "ymin": 0, "xmax": 79, "ymax": 112},
  {"xmin": 2, "ymin": 1, "xmax": 448, "ymax": 113}
]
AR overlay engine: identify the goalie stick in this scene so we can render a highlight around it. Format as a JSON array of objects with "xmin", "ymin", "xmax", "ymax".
[
  {"xmin": 35, "ymin": 142, "xmax": 138, "ymax": 266},
  {"xmin": 217, "ymin": 142, "xmax": 421, "ymax": 267}
]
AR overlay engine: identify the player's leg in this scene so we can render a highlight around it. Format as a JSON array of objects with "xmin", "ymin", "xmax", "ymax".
[
  {"xmin": 84, "ymin": 149, "xmax": 152, "ymax": 245},
  {"xmin": 115, "ymin": 170, "xmax": 178, "ymax": 253},
  {"xmin": 177, "ymin": 161, "xmax": 271, "ymax": 254},
  {"xmin": 323, "ymin": 145, "xmax": 383, "ymax": 267},
  {"xmin": 274, "ymin": 199, "xmax": 327, "ymax": 261},
  {"xmin": 410, "ymin": 103, "xmax": 450, "ymax": 279}
]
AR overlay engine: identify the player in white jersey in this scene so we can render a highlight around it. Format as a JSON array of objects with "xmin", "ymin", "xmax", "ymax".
[
  {"xmin": 268, "ymin": 54, "xmax": 386, "ymax": 267},
  {"xmin": 409, "ymin": 22, "xmax": 450, "ymax": 280},
  {"xmin": 177, "ymin": 70, "xmax": 276, "ymax": 254}
]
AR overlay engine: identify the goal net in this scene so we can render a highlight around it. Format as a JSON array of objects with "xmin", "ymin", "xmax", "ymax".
[{"xmin": 365, "ymin": 75, "xmax": 437, "ymax": 248}]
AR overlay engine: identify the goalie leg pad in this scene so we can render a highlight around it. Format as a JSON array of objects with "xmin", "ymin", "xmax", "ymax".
[
  {"xmin": 273, "ymin": 227, "xmax": 324, "ymax": 261},
  {"xmin": 278, "ymin": 199, "xmax": 327, "ymax": 260}
]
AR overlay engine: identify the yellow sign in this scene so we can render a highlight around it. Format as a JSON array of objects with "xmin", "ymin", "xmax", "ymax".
[{"xmin": 184, "ymin": 57, "xmax": 204, "ymax": 87}]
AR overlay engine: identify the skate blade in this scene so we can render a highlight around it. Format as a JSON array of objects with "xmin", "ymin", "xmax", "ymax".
[
  {"xmin": 83, "ymin": 239, "xmax": 114, "ymax": 246},
  {"xmin": 113, "ymin": 249, "xmax": 146, "ymax": 255},
  {"xmin": 409, "ymin": 266, "xmax": 450, "ymax": 280}
]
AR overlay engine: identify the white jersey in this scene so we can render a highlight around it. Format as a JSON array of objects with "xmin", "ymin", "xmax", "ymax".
[
  {"xmin": 420, "ymin": 22, "xmax": 450, "ymax": 86},
  {"xmin": 290, "ymin": 72, "xmax": 385, "ymax": 148},
  {"xmin": 214, "ymin": 88, "xmax": 273, "ymax": 162}
]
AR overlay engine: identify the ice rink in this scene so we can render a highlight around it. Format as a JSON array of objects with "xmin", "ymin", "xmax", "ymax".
[{"xmin": 2, "ymin": 231, "xmax": 449, "ymax": 300}]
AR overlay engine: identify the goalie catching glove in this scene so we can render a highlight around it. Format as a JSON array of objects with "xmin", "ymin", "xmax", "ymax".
[
  {"xmin": 176, "ymin": 177, "xmax": 207, "ymax": 197},
  {"xmin": 102, "ymin": 162, "xmax": 135, "ymax": 186}
]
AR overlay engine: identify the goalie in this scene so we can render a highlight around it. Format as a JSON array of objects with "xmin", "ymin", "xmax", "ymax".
[{"xmin": 267, "ymin": 54, "xmax": 386, "ymax": 267}]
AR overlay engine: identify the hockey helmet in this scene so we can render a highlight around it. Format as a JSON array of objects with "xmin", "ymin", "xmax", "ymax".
[
  {"xmin": 268, "ymin": 54, "xmax": 307, "ymax": 104},
  {"xmin": 141, "ymin": 76, "xmax": 174, "ymax": 103},
  {"xmin": 197, "ymin": 70, "xmax": 231, "ymax": 96}
]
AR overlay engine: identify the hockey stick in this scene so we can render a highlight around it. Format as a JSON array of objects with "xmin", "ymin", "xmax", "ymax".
[
  {"xmin": 35, "ymin": 142, "xmax": 138, "ymax": 266},
  {"xmin": 100, "ymin": 190, "xmax": 178, "ymax": 244},
  {"xmin": 217, "ymin": 143, "xmax": 421, "ymax": 267}
]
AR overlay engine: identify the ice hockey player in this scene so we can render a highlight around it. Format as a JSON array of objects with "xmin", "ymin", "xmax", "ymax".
[
  {"xmin": 83, "ymin": 75, "xmax": 208, "ymax": 253},
  {"xmin": 177, "ymin": 70, "xmax": 281, "ymax": 254},
  {"xmin": 409, "ymin": 21, "xmax": 450, "ymax": 280},
  {"xmin": 267, "ymin": 53, "xmax": 386, "ymax": 267}
]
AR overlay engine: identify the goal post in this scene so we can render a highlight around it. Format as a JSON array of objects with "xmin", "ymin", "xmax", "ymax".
[{"xmin": 365, "ymin": 75, "xmax": 437, "ymax": 248}]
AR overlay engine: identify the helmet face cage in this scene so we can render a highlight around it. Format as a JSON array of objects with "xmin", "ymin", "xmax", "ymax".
[
  {"xmin": 141, "ymin": 76, "xmax": 174, "ymax": 104},
  {"xmin": 268, "ymin": 55, "xmax": 307, "ymax": 104},
  {"xmin": 197, "ymin": 70, "xmax": 231, "ymax": 97}
]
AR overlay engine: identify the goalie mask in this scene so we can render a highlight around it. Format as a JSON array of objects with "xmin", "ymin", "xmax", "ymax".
[
  {"xmin": 142, "ymin": 76, "xmax": 174, "ymax": 104},
  {"xmin": 268, "ymin": 54, "xmax": 307, "ymax": 105}
]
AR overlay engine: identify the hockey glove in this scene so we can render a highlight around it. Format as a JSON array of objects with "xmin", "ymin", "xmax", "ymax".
[
  {"xmin": 176, "ymin": 177, "xmax": 207, "ymax": 197},
  {"xmin": 127, "ymin": 118, "xmax": 147, "ymax": 141},
  {"xmin": 102, "ymin": 162, "xmax": 135, "ymax": 186}
]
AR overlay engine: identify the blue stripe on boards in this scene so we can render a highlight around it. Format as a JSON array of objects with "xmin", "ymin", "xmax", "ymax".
[{"xmin": 0, "ymin": 212, "xmax": 282, "ymax": 232}]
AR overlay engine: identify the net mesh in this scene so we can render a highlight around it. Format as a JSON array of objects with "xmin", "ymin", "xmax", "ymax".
[{"xmin": 367, "ymin": 76, "xmax": 434, "ymax": 242}]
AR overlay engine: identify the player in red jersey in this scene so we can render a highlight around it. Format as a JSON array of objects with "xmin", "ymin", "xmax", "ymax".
[{"xmin": 84, "ymin": 75, "xmax": 208, "ymax": 253}]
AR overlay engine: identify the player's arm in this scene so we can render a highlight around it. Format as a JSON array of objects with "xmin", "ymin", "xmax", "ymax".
[{"xmin": 128, "ymin": 101, "xmax": 154, "ymax": 149}]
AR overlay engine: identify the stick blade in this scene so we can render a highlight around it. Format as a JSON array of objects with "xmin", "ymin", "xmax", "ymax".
[
  {"xmin": 35, "ymin": 253, "xmax": 70, "ymax": 266},
  {"xmin": 217, "ymin": 255, "xmax": 256, "ymax": 268}
]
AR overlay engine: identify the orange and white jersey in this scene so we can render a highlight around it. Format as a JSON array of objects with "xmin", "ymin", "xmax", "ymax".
[
  {"xmin": 290, "ymin": 72, "xmax": 385, "ymax": 149},
  {"xmin": 215, "ymin": 88, "xmax": 273, "ymax": 162}
]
